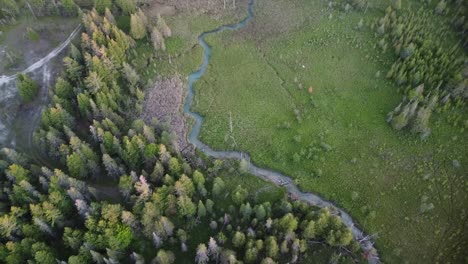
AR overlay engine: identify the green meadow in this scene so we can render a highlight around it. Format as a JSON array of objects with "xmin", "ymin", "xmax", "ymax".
[{"xmin": 177, "ymin": 0, "xmax": 468, "ymax": 262}]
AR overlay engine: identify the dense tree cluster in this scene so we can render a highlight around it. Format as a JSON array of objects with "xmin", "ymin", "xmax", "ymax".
[
  {"xmin": 387, "ymin": 84, "xmax": 438, "ymax": 137},
  {"xmin": 0, "ymin": 7, "xmax": 367, "ymax": 264},
  {"xmin": 334, "ymin": 1, "xmax": 467, "ymax": 136},
  {"xmin": 0, "ymin": 143, "xmax": 363, "ymax": 263},
  {"xmin": 34, "ymin": 8, "xmax": 133, "ymax": 161},
  {"xmin": 444, "ymin": 0, "xmax": 467, "ymax": 49},
  {"xmin": 129, "ymin": 8, "xmax": 171, "ymax": 51},
  {"xmin": 374, "ymin": 5, "xmax": 467, "ymax": 136}
]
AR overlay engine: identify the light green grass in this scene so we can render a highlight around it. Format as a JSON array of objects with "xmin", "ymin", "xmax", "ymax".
[
  {"xmin": 130, "ymin": 11, "xmax": 246, "ymax": 83},
  {"xmin": 187, "ymin": 0, "xmax": 468, "ymax": 262}
]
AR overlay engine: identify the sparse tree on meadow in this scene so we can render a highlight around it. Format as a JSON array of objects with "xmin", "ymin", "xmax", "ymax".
[
  {"xmin": 239, "ymin": 158, "xmax": 249, "ymax": 174},
  {"xmin": 151, "ymin": 27, "xmax": 165, "ymax": 51},
  {"xmin": 156, "ymin": 14, "xmax": 172, "ymax": 37}
]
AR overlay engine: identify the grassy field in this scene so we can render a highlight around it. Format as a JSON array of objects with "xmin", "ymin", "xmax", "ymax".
[
  {"xmin": 182, "ymin": 0, "xmax": 468, "ymax": 262},
  {"xmin": 0, "ymin": 16, "xmax": 79, "ymax": 74},
  {"xmin": 128, "ymin": 7, "xmax": 250, "ymax": 84}
]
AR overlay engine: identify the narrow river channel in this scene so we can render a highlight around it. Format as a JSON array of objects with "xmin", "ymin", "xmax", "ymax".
[{"xmin": 183, "ymin": 0, "xmax": 380, "ymax": 262}]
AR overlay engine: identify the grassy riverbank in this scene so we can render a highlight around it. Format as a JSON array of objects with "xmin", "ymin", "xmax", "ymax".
[
  {"xmin": 127, "ymin": 4, "xmax": 250, "ymax": 83},
  {"xmin": 180, "ymin": 0, "xmax": 468, "ymax": 262}
]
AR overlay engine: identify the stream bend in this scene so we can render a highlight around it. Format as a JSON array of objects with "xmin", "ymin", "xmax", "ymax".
[{"xmin": 183, "ymin": 1, "xmax": 380, "ymax": 263}]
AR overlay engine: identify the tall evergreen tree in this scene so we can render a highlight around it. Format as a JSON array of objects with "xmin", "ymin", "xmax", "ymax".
[
  {"xmin": 17, "ymin": 73, "xmax": 39, "ymax": 103},
  {"xmin": 130, "ymin": 12, "xmax": 147, "ymax": 40}
]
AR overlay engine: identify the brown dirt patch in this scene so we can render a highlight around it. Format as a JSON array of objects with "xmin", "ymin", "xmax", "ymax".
[{"xmin": 142, "ymin": 76, "xmax": 193, "ymax": 154}]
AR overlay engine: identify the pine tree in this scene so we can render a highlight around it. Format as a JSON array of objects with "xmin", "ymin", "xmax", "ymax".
[
  {"xmin": 67, "ymin": 152, "xmax": 88, "ymax": 179},
  {"xmin": 232, "ymin": 231, "xmax": 246, "ymax": 248},
  {"xmin": 265, "ymin": 236, "xmax": 279, "ymax": 259},
  {"xmin": 212, "ymin": 177, "xmax": 225, "ymax": 197},
  {"xmin": 232, "ymin": 185, "xmax": 248, "ymax": 205},
  {"xmin": 255, "ymin": 204, "xmax": 267, "ymax": 220},
  {"xmin": 63, "ymin": 57, "xmax": 83, "ymax": 82},
  {"xmin": 54, "ymin": 77, "xmax": 74, "ymax": 99},
  {"xmin": 102, "ymin": 154, "xmax": 122, "ymax": 178},
  {"xmin": 177, "ymin": 195, "xmax": 196, "ymax": 218},
  {"xmin": 137, "ymin": 9, "xmax": 148, "ymax": 29},
  {"xmin": 279, "ymin": 213, "xmax": 298, "ymax": 232},
  {"xmin": 116, "ymin": 0, "xmax": 136, "ymax": 14},
  {"xmin": 435, "ymin": 0, "xmax": 446, "ymax": 15},
  {"xmin": 63, "ymin": 227, "xmax": 84, "ymax": 250},
  {"xmin": 104, "ymin": 8, "xmax": 116, "ymax": 24},
  {"xmin": 208, "ymin": 237, "xmax": 219, "ymax": 257},
  {"xmin": 94, "ymin": 0, "xmax": 112, "ymax": 14},
  {"xmin": 34, "ymin": 250, "xmax": 56, "ymax": 264},
  {"xmin": 130, "ymin": 12, "xmax": 146, "ymax": 40},
  {"xmin": 156, "ymin": 14, "xmax": 172, "ymax": 37},
  {"xmin": 239, "ymin": 159, "xmax": 249, "ymax": 174},
  {"xmin": 195, "ymin": 244, "xmax": 209, "ymax": 264},
  {"xmin": 169, "ymin": 157, "xmax": 181, "ymax": 174},
  {"xmin": 303, "ymin": 220, "xmax": 316, "ymax": 239},
  {"xmin": 205, "ymin": 199, "xmax": 214, "ymax": 214},
  {"xmin": 392, "ymin": 0, "xmax": 402, "ymax": 10},
  {"xmin": 17, "ymin": 73, "xmax": 39, "ymax": 103},
  {"xmin": 61, "ymin": 0, "xmax": 78, "ymax": 16},
  {"xmin": 410, "ymin": 106, "xmax": 432, "ymax": 135},
  {"xmin": 193, "ymin": 170, "xmax": 205, "ymax": 187},
  {"xmin": 245, "ymin": 247, "xmax": 258, "ymax": 263},
  {"xmin": 261, "ymin": 257, "xmax": 276, "ymax": 264},
  {"xmin": 197, "ymin": 201, "xmax": 207, "ymax": 218},
  {"xmin": 151, "ymin": 26, "xmax": 165, "ymax": 51},
  {"xmin": 122, "ymin": 62, "xmax": 140, "ymax": 86}
]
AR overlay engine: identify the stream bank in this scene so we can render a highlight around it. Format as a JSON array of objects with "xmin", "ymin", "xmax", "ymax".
[{"xmin": 182, "ymin": 0, "xmax": 380, "ymax": 262}]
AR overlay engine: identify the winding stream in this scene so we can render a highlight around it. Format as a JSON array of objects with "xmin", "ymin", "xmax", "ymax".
[{"xmin": 183, "ymin": 1, "xmax": 380, "ymax": 262}]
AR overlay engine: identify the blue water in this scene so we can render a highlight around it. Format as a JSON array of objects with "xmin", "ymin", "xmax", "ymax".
[
  {"xmin": 184, "ymin": 0, "xmax": 254, "ymax": 144},
  {"xmin": 183, "ymin": 1, "xmax": 379, "ymax": 262}
]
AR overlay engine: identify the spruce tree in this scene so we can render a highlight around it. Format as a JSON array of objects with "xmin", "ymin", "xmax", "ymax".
[
  {"xmin": 151, "ymin": 27, "xmax": 165, "ymax": 51},
  {"xmin": 17, "ymin": 73, "xmax": 39, "ymax": 103},
  {"xmin": 116, "ymin": 0, "xmax": 136, "ymax": 14},
  {"xmin": 130, "ymin": 13, "xmax": 147, "ymax": 40},
  {"xmin": 94, "ymin": 0, "xmax": 112, "ymax": 14}
]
